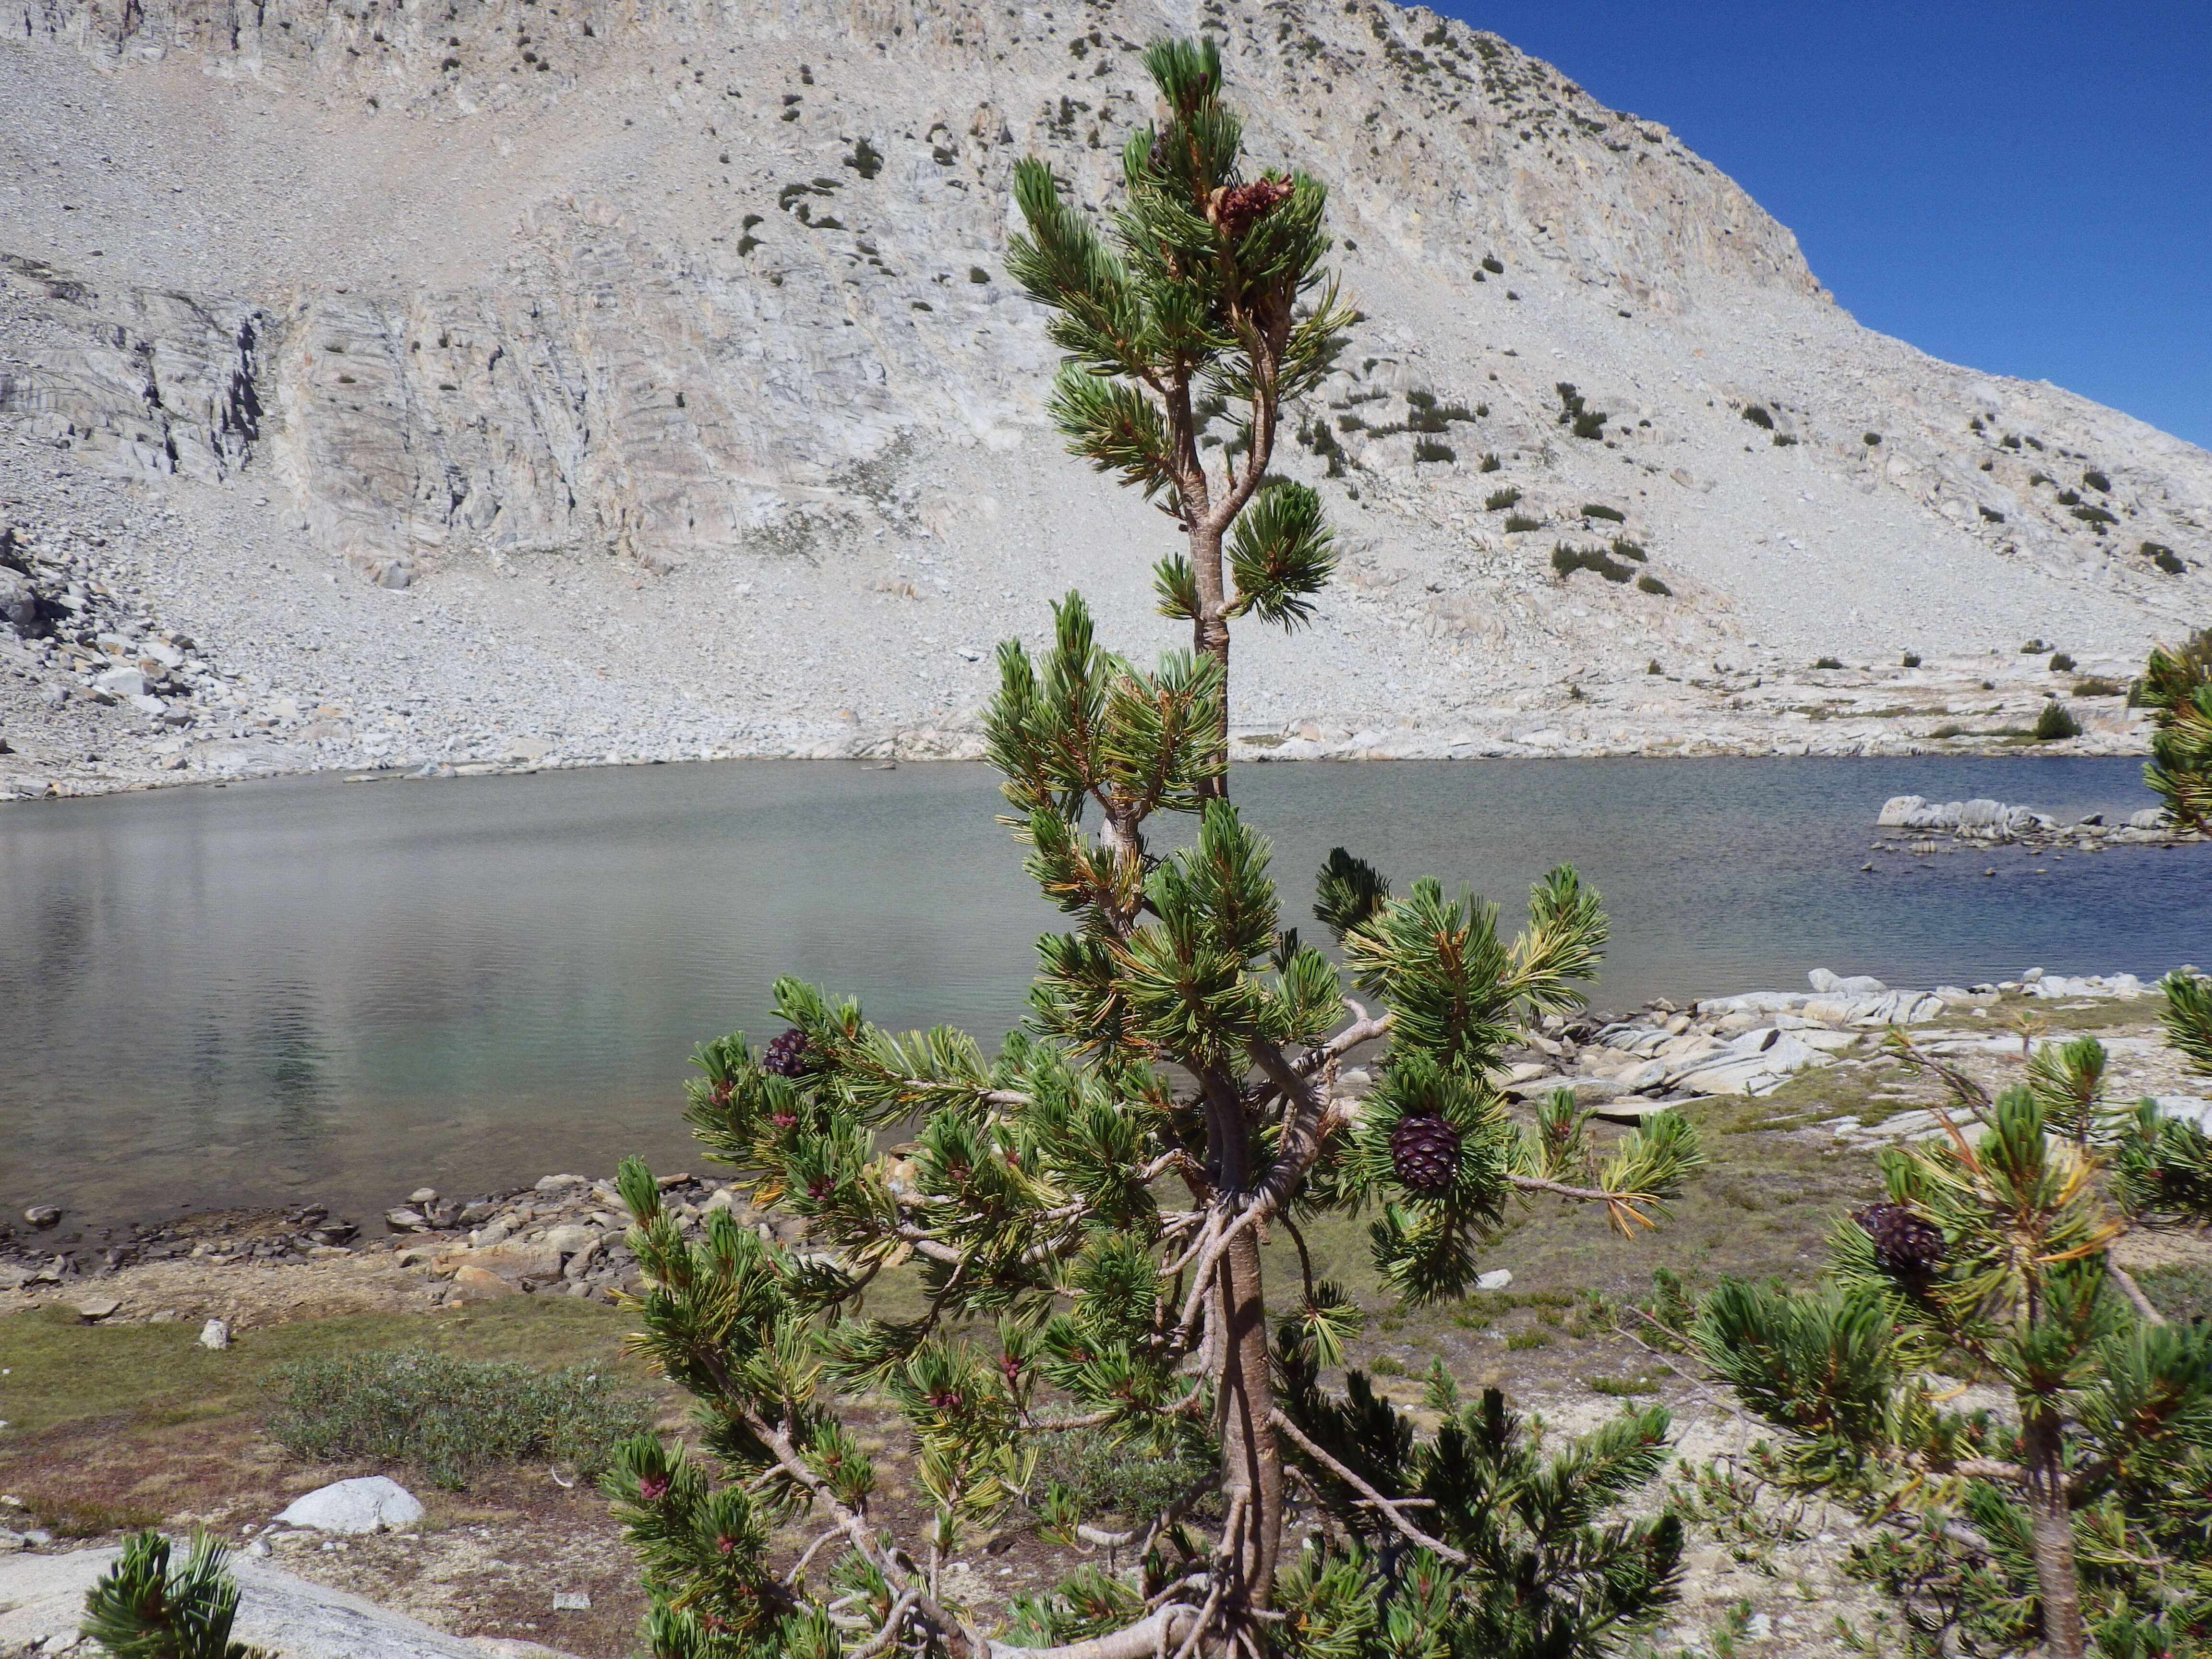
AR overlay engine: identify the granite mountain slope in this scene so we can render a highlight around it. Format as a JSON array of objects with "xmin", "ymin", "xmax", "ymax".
[{"xmin": 1, "ymin": 0, "xmax": 2207, "ymax": 790}]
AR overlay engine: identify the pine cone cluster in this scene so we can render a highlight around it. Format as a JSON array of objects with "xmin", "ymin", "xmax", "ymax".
[
  {"xmin": 1853, "ymin": 1202, "xmax": 1945, "ymax": 1285},
  {"xmin": 761, "ymin": 1028, "xmax": 812, "ymax": 1078},
  {"xmin": 1214, "ymin": 176, "xmax": 1293, "ymax": 238},
  {"xmin": 1390, "ymin": 1112, "xmax": 1462, "ymax": 1196}
]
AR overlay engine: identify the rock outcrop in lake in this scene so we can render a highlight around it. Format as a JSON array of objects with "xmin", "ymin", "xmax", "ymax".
[{"xmin": 2, "ymin": 0, "xmax": 2208, "ymax": 795}]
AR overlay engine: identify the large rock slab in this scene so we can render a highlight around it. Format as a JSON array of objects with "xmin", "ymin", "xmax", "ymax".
[{"xmin": 0, "ymin": 1546, "xmax": 584, "ymax": 1659}]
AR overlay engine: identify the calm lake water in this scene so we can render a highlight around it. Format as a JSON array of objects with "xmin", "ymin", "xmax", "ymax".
[{"xmin": 3, "ymin": 757, "xmax": 2205, "ymax": 1232}]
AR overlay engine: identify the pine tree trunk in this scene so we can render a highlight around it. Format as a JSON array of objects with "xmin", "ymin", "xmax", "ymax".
[
  {"xmin": 1188, "ymin": 521, "xmax": 1231, "ymax": 800},
  {"xmin": 1203, "ymin": 1069, "xmax": 1283, "ymax": 1638},
  {"xmin": 2021, "ymin": 1405, "xmax": 2087, "ymax": 1659}
]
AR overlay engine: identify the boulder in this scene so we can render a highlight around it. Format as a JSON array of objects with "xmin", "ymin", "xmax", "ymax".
[
  {"xmin": 1875, "ymin": 794, "xmax": 1926, "ymax": 827},
  {"xmin": 449, "ymin": 1265, "xmax": 522, "ymax": 1300},
  {"xmin": 276, "ymin": 1476, "xmax": 425, "ymax": 1535},
  {"xmin": 1807, "ymin": 969, "xmax": 1886, "ymax": 995},
  {"xmin": 199, "ymin": 1318, "xmax": 230, "ymax": 1350},
  {"xmin": 92, "ymin": 664, "xmax": 148, "ymax": 698},
  {"xmin": 442, "ymin": 1241, "xmax": 562, "ymax": 1283},
  {"xmin": 2130, "ymin": 809, "xmax": 2166, "ymax": 830}
]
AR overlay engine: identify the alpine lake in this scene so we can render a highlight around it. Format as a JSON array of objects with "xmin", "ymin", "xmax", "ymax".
[{"xmin": 2, "ymin": 754, "xmax": 2205, "ymax": 1234}]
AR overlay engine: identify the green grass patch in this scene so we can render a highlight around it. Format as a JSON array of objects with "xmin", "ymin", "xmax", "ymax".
[
  {"xmin": 263, "ymin": 1349, "xmax": 652, "ymax": 1489},
  {"xmin": 2137, "ymin": 1263, "xmax": 2212, "ymax": 1324},
  {"xmin": 0, "ymin": 1297, "xmax": 644, "ymax": 1440}
]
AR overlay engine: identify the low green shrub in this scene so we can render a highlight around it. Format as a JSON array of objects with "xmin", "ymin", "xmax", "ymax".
[
  {"xmin": 1503, "ymin": 513, "xmax": 1542, "ymax": 534},
  {"xmin": 1863, "ymin": 432, "xmax": 1882, "ymax": 445},
  {"xmin": 1034, "ymin": 1429, "xmax": 1220, "ymax": 1527},
  {"xmin": 2083, "ymin": 469, "xmax": 2111, "ymax": 493},
  {"xmin": 1979, "ymin": 505, "xmax": 2006, "ymax": 522},
  {"xmin": 1740, "ymin": 404, "xmax": 1773, "ymax": 430},
  {"xmin": 968, "ymin": 265, "xmax": 991, "ymax": 283},
  {"xmin": 1571, "ymin": 410, "xmax": 1608, "ymax": 439},
  {"xmin": 2033, "ymin": 701, "xmax": 2081, "ymax": 741},
  {"xmin": 1480, "ymin": 254, "xmax": 1503, "ymax": 274},
  {"xmin": 263, "ymin": 1349, "xmax": 651, "ymax": 1490},
  {"xmin": 2072, "ymin": 677, "xmax": 2122, "ymax": 697},
  {"xmin": 1368, "ymin": 1354, "xmax": 1407, "ymax": 1377},
  {"xmin": 1503, "ymin": 1330, "xmax": 1551, "ymax": 1351},
  {"xmin": 1582, "ymin": 503, "xmax": 1625, "ymax": 523},
  {"xmin": 1478, "ymin": 451, "xmax": 1502, "ymax": 472},
  {"xmin": 1813, "ymin": 656, "xmax": 1843, "ymax": 670},
  {"xmin": 1552, "ymin": 544, "xmax": 1634, "ymax": 584},
  {"xmin": 1647, "ymin": 659, "xmax": 1663, "ymax": 675},
  {"xmin": 1929, "ymin": 723, "xmax": 1968, "ymax": 739},
  {"xmin": 1771, "ymin": 432, "xmax": 1798, "ymax": 447},
  {"xmin": 2021, "ymin": 638, "xmax": 2049, "ymax": 653},
  {"xmin": 1636, "ymin": 573, "xmax": 1671, "ymax": 596},
  {"xmin": 2048, "ymin": 652, "xmax": 2076, "ymax": 673},
  {"xmin": 1413, "ymin": 438, "xmax": 1455, "ymax": 464},
  {"xmin": 1611, "ymin": 538, "xmax": 1647, "ymax": 561},
  {"xmin": 2071, "ymin": 505, "xmax": 2117, "ymax": 527},
  {"xmin": 1901, "ymin": 652, "xmax": 1922, "ymax": 668},
  {"xmin": 2147, "ymin": 542, "xmax": 2186, "ymax": 575},
  {"xmin": 2056, "ymin": 488, "xmax": 2082, "ymax": 505},
  {"xmin": 1485, "ymin": 486, "xmax": 1521, "ymax": 510}
]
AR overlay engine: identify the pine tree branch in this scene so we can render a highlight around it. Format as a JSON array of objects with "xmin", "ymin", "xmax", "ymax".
[
  {"xmin": 851, "ymin": 1588, "xmax": 921, "ymax": 1659},
  {"xmin": 1293, "ymin": 1006, "xmax": 1394, "ymax": 1076},
  {"xmin": 983, "ymin": 1606, "xmax": 1202, "ymax": 1659},
  {"xmin": 2108, "ymin": 1262, "xmax": 2167, "ymax": 1325},
  {"xmin": 1267, "ymin": 1409, "xmax": 1469, "ymax": 1566}
]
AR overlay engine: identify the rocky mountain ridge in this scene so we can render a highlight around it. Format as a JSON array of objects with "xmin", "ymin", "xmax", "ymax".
[{"xmin": 1, "ymin": 0, "xmax": 2207, "ymax": 794}]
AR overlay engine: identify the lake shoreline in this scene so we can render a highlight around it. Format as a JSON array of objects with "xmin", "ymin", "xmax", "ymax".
[{"xmin": 0, "ymin": 721, "xmax": 2161, "ymax": 807}]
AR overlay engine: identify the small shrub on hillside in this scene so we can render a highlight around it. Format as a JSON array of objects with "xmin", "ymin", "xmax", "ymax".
[
  {"xmin": 2001, "ymin": 433, "xmax": 2022, "ymax": 449},
  {"xmin": 1863, "ymin": 432, "xmax": 1882, "ymax": 445},
  {"xmin": 1484, "ymin": 486, "xmax": 1521, "ymax": 510},
  {"xmin": 1553, "ymin": 544, "xmax": 1634, "ymax": 584},
  {"xmin": 2049, "ymin": 652, "xmax": 2076, "ymax": 673},
  {"xmin": 1480, "ymin": 253, "xmax": 1504, "ymax": 274},
  {"xmin": 1647, "ymin": 659, "xmax": 1663, "ymax": 675},
  {"xmin": 1503, "ymin": 512, "xmax": 1542, "ymax": 534},
  {"xmin": 1901, "ymin": 651, "xmax": 1922, "ymax": 668},
  {"xmin": 2072, "ymin": 505, "xmax": 2118, "ymax": 528},
  {"xmin": 1813, "ymin": 656, "xmax": 1843, "ymax": 670},
  {"xmin": 2083, "ymin": 469, "xmax": 2111, "ymax": 493},
  {"xmin": 264, "ymin": 1350, "xmax": 651, "ymax": 1490},
  {"xmin": 2072, "ymin": 677, "xmax": 2122, "ymax": 697},
  {"xmin": 1740, "ymin": 404, "xmax": 1773, "ymax": 430},
  {"xmin": 1771, "ymin": 432, "xmax": 1798, "ymax": 447},
  {"xmin": 1930, "ymin": 723, "xmax": 1968, "ymax": 739},
  {"xmin": 2033, "ymin": 700, "xmax": 2081, "ymax": 741},
  {"xmin": 1571, "ymin": 410, "xmax": 1609, "ymax": 439},
  {"xmin": 1611, "ymin": 538, "xmax": 1647, "ymax": 562},
  {"xmin": 1478, "ymin": 451, "xmax": 1502, "ymax": 472},
  {"xmin": 1979, "ymin": 505, "xmax": 2006, "ymax": 522},
  {"xmin": 1636, "ymin": 573, "xmax": 1671, "ymax": 596},
  {"xmin": 1413, "ymin": 438, "xmax": 1455, "ymax": 464},
  {"xmin": 1582, "ymin": 503, "xmax": 1625, "ymax": 523},
  {"xmin": 2056, "ymin": 488, "xmax": 2082, "ymax": 506},
  {"xmin": 2021, "ymin": 638, "xmax": 2049, "ymax": 653},
  {"xmin": 968, "ymin": 265, "xmax": 991, "ymax": 283},
  {"xmin": 2146, "ymin": 542, "xmax": 2186, "ymax": 575}
]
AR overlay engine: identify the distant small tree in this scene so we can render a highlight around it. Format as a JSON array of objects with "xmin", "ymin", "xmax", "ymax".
[
  {"xmin": 2139, "ymin": 626, "xmax": 2212, "ymax": 831},
  {"xmin": 603, "ymin": 37, "xmax": 1702, "ymax": 1659},
  {"xmin": 1692, "ymin": 984, "xmax": 2212, "ymax": 1659},
  {"xmin": 81, "ymin": 1530, "xmax": 269, "ymax": 1659}
]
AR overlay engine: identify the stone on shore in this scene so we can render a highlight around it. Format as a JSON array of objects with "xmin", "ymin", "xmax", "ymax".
[{"xmin": 276, "ymin": 1476, "xmax": 425, "ymax": 1535}]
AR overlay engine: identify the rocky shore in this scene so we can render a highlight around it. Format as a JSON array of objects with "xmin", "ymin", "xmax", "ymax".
[
  {"xmin": 7, "ymin": 965, "xmax": 2205, "ymax": 1320},
  {"xmin": 1877, "ymin": 792, "xmax": 2203, "ymax": 848}
]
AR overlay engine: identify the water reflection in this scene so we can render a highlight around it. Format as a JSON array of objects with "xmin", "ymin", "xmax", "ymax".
[{"xmin": 1, "ymin": 756, "xmax": 2199, "ymax": 1231}]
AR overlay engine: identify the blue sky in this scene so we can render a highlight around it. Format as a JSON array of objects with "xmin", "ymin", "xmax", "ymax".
[{"xmin": 1427, "ymin": 2, "xmax": 2212, "ymax": 450}]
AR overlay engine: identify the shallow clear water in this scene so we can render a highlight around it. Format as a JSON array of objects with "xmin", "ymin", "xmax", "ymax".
[{"xmin": 2, "ymin": 756, "xmax": 2203, "ymax": 1231}]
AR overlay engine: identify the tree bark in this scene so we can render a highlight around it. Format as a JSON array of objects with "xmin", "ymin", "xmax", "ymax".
[
  {"xmin": 1188, "ymin": 520, "xmax": 1230, "ymax": 800},
  {"xmin": 2021, "ymin": 1405, "xmax": 2087, "ymax": 1659},
  {"xmin": 1203, "ymin": 1068, "xmax": 1283, "ymax": 1634}
]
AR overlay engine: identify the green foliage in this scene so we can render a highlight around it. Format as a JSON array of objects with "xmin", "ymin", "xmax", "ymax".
[
  {"xmin": 2048, "ymin": 651, "xmax": 2076, "ymax": 672},
  {"xmin": 1504, "ymin": 513, "xmax": 1543, "ymax": 534},
  {"xmin": 1485, "ymin": 486, "xmax": 1522, "ymax": 511},
  {"xmin": 1697, "ymin": 1071, "xmax": 2212, "ymax": 1659},
  {"xmin": 82, "ymin": 1531, "xmax": 269, "ymax": 1659},
  {"xmin": 1552, "ymin": 544, "xmax": 1635, "ymax": 584},
  {"xmin": 1413, "ymin": 438, "xmax": 1455, "ymax": 464},
  {"xmin": 1740, "ymin": 404, "xmax": 1774, "ymax": 430},
  {"xmin": 1481, "ymin": 254, "xmax": 1504, "ymax": 274},
  {"xmin": 1902, "ymin": 651, "xmax": 1922, "ymax": 668},
  {"xmin": 1582, "ymin": 503, "xmax": 1625, "ymax": 523},
  {"xmin": 2033, "ymin": 700, "xmax": 2081, "ymax": 741},
  {"xmin": 1478, "ymin": 450, "xmax": 1503, "ymax": 472},
  {"xmin": 1814, "ymin": 656, "xmax": 1844, "ymax": 670},
  {"xmin": 2139, "ymin": 628, "xmax": 2212, "ymax": 830},
  {"xmin": 841, "ymin": 137, "xmax": 883, "ymax": 179},
  {"xmin": 2143, "ymin": 540, "xmax": 2185, "ymax": 575},
  {"xmin": 1863, "ymin": 431, "xmax": 1882, "ymax": 445},
  {"xmin": 1636, "ymin": 574, "xmax": 1671, "ymax": 596},
  {"xmin": 1274, "ymin": 1355, "xmax": 1684, "ymax": 1659},
  {"xmin": 264, "ymin": 1349, "xmax": 650, "ymax": 1490}
]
